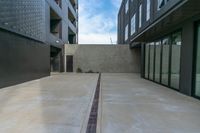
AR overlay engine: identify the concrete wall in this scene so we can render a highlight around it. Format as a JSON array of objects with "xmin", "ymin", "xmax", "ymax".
[
  {"xmin": 65, "ymin": 45, "xmax": 141, "ymax": 73},
  {"xmin": 0, "ymin": 28, "xmax": 50, "ymax": 88}
]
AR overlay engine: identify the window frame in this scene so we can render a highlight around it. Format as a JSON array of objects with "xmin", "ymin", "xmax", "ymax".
[{"xmin": 144, "ymin": 30, "xmax": 182, "ymax": 91}]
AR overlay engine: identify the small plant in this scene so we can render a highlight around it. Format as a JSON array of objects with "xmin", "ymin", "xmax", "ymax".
[
  {"xmin": 76, "ymin": 67, "xmax": 82, "ymax": 73},
  {"xmin": 87, "ymin": 70, "xmax": 94, "ymax": 73}
]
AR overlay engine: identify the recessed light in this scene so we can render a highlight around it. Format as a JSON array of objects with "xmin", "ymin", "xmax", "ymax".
[{"xmin": 4, "ymin": 22, "xmax": 8, "ymax": 25}]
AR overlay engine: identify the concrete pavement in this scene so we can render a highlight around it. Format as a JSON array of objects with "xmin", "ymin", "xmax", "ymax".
[
  {"xmin": 1, "ymin": 73, "xmax": 200, "ymax": 133},
  {"xmin": 98, "ymin": 73, "xmax": 200, "ymax": 133},
  {"xmin": 0, "ymin": 73, "xmax": 99, "ymax": 133}
]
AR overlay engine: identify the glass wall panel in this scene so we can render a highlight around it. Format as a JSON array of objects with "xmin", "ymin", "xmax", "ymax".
[
  {"xmin": 146, "ymin": 0, "xmax": 151, "ymax": 21},
  {"xmin": 125, "ymin": 25, "xmax": 128, "ymax": 41},
  {"xmin": 139, "ymin": 4, "xmax": 142, "ymax": 28},
  {"xmin": 131, "ymin": 14, "xmax": 136, "ymax": 35},
  {"xmin": 155, "ymin": 41, "xmax": 161, "ymax": 83},
  {"xmin": 195, "ymin": 25, "xmax": 200, "ymax": 97},
  {"xmin": 171, "ymin": 32, "xmax": 181, "ymax": 89},
  {"xmin": 161, "ymin": 37, "xmax": 170, "ymax": 85},
  {"xmin": 149, "ymin": 43, "xmax": 155, "ymax": 80},
  {"xmin": 145, "ymin": 44, "xmax": 150, "ymax": 78},
  {"xmin": 125, "ymin": 0, "xmax": 129, "ymax": 13}
]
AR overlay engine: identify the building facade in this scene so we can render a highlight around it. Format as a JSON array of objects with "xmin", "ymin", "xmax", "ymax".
[
  {"xmin": 118, "ymin": 0, "xmax": 200, "ymax": 99},
  {"xmin": 0, "ymin": 0, "xmax": 78, "ymax": 88}
]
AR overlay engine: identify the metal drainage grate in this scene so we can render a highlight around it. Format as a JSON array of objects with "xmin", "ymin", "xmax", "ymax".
[{"xmin": 86, "ymin": 73, "xmax": 101, "ymax": 133}]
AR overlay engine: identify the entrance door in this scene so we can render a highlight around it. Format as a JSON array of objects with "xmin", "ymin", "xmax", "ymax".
[
  {"xmin": 50, "ymin": 46, "xmax": 61, "ymax": 72},
  {"xmin": 194, "ymin": 23, "xmax": 200, "ymax": 98},
  {"xmin": 66, "ymin": 55, "xmax": 73, "ymax": 72}
]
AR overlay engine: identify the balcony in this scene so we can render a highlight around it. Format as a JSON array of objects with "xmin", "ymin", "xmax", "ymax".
[
  {"xmin": 69, "ymin": 0, "xmax": 77, "ymax": 9},
  {"xmin": 50, "ymin": 8, "xmax": 62, "ymax": 39},
  {"xmin": 68, "ymin": 0, "xmax": 77, "ymax": 20},
  {"xmin": 68, "ymin": 19, "xmax": 76, "ymax": 34},
  {"xmin": 54, "ymin": 0, "xmax": 62, "ymax": 8}
]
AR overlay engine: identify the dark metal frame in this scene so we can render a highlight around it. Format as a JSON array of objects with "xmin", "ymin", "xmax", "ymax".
[
  {"xmin": 144, "ymin": 29, "xmax": 182, "ymax": 91},
  {"xmin": 192, "ymin": 22, "xmax": 200, "ymax": 100}
]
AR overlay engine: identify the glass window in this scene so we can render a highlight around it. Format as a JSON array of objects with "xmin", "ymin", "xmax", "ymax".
[
  {"xmin": 131, "ymin": 14, "xmax": 136, "ymax": 35},
  {"xmin": 157, "ymin": 0, "xmax": 164, "ymax": 10},
  {"xmin": 195, "ymin": 25, "xmax": 200, "ymax": 97},
  {"xmin": 157, "ymin": 0, "xmax": 170, "ymax": 11},
  {"xmin": 149, "ymin": 42, "xmax": 155, "ymax": 80},
  {"xmin": 145, "ymin": 44, "xmax": 150, "ymax": 78},
  {"xmin": 139, "ymin": 4, "xmax": 142, "ymax": 28},
  {"xmin": 125, "ymin": 0, "xmax": 129, "ymax": 13},
  {"xmin": 171, "ymin": 32, "xmax": 181, "ymax": 89},
  {"xmin": 125, "ymin": 25, "xmax": 128, "ymax": 41},
  {"xmin": 146, "ymin": 0, "xmax": 151, "ymax": 21},
  {"xmin": 161, "ymin": 37, "xmax": 170, "ymax": 85},
  {"xmin": 155, "ymin": 41, "xmax": 161, "ymax": 83}
]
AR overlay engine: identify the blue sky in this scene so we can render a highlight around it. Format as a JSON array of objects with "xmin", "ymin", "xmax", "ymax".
[{"xmin": 78, "ymin": 0, "xmax": 121, "ymax": 44}]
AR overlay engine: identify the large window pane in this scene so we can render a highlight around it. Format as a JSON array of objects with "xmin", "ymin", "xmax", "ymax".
[
  {"xmin": 125, "ymin": 25, "xmax": 128, "ymax": 41},
  {"xmin": 125, "ymin": 0, "xmax": 129, "ymax": 13},
  {"xmin": 155, "ymin": 41, "xmax": 161, "ymax": 83},
  {"xmin": 162, "ymin": 37, "xmax": 170, "ymax": 85},
  {"xmin": 131, "ymin": 14, "xmax": 136, "ymax": 35},
  {"xmin": 149, "ymin": 43, "xmax": 155, "ymax": 80},
  {"xmin": 171, "ymin": 32, "xmax": 181, "ymax": 89},
  {"xmin": 139, "ymin": 4, "xmax": 142, "ymax": 28},
  {"xmin": 146, "ymin": 0, "xmax": 150, "ymax": 21},
  {"xmin": 145, "ymin": 44, "xmax": 150, "ymax": 78},
  {"xmin": 195, "ymin": 25, "xmax": 200, "ymax": 97}
]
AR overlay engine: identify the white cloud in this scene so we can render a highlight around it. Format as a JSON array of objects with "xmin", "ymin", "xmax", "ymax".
[
  {"xmin": 78, "ymin": 0, "xmax": 121, "ymax": 44},
  {"xmin": 79, "ymin": 33, "xmax": 117, "ymax": 44}
]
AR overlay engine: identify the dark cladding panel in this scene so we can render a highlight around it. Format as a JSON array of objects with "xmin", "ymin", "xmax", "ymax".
[
  {"xmin": 0, "ymin": 0, "xmax": 45, "ymax": 42},
  {"xmin": 179, "ymin": 22, "xmax": 194, "ymax": 96},
  {"xmin": 0, "ymin": 29, "xmax": 50, "ymax": 88}
]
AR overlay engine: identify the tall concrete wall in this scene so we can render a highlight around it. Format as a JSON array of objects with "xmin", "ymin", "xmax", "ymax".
[{"xmin": 65, "ymin": 45, "xmax": 141, "ymax": 73}]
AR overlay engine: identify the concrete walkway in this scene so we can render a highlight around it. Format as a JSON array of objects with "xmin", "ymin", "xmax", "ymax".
[
  {"xmin": 0, "ymin": 73, "xmax": 99, "ymax": 133},
  {"xmin": 98, "ymin": 73, "xmax": 200, "ymax": 133}
]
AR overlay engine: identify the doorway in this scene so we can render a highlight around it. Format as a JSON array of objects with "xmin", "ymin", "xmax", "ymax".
[
  {"xmin": 66, "ymin": 55, "xmax": 73, "ymax": 72},
  {"xmin": 50, "ymin": 46, "xmax": 61, "ymax": 72}
]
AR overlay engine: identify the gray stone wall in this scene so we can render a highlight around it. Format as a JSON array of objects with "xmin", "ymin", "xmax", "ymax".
[{"xmin": 65, "ymin": 45, "xmax": 141, "ymax": 73}]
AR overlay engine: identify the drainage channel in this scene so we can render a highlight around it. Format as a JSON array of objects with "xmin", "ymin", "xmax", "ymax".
[{"xmin": 86, "ymin": 73, "xmax": 101, "ymax": 133}]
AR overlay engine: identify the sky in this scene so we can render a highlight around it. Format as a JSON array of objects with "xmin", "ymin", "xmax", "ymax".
[{"xmin": 78, "ymin": 0, "xmax": 122, "ymax": 44}]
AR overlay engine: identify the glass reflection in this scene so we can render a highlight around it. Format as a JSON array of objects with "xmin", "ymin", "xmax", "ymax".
[
  {"xmin": 155, "ymin": 41, "xmax": 161, "ymax": 83},
  {"xmin": 171, "ymin": 32, "xmax": 181, "ymax": 89},
  {"xmin": 145, "ymin": 44, "xmax": 150, "ymax": 79},
  {"xmin": 162, "ymin": 37, "xmax": 170, "ymax": 85},
  {"xmin": 149, "ymin": 43, "xmax": 155, "ymax": 80}
]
